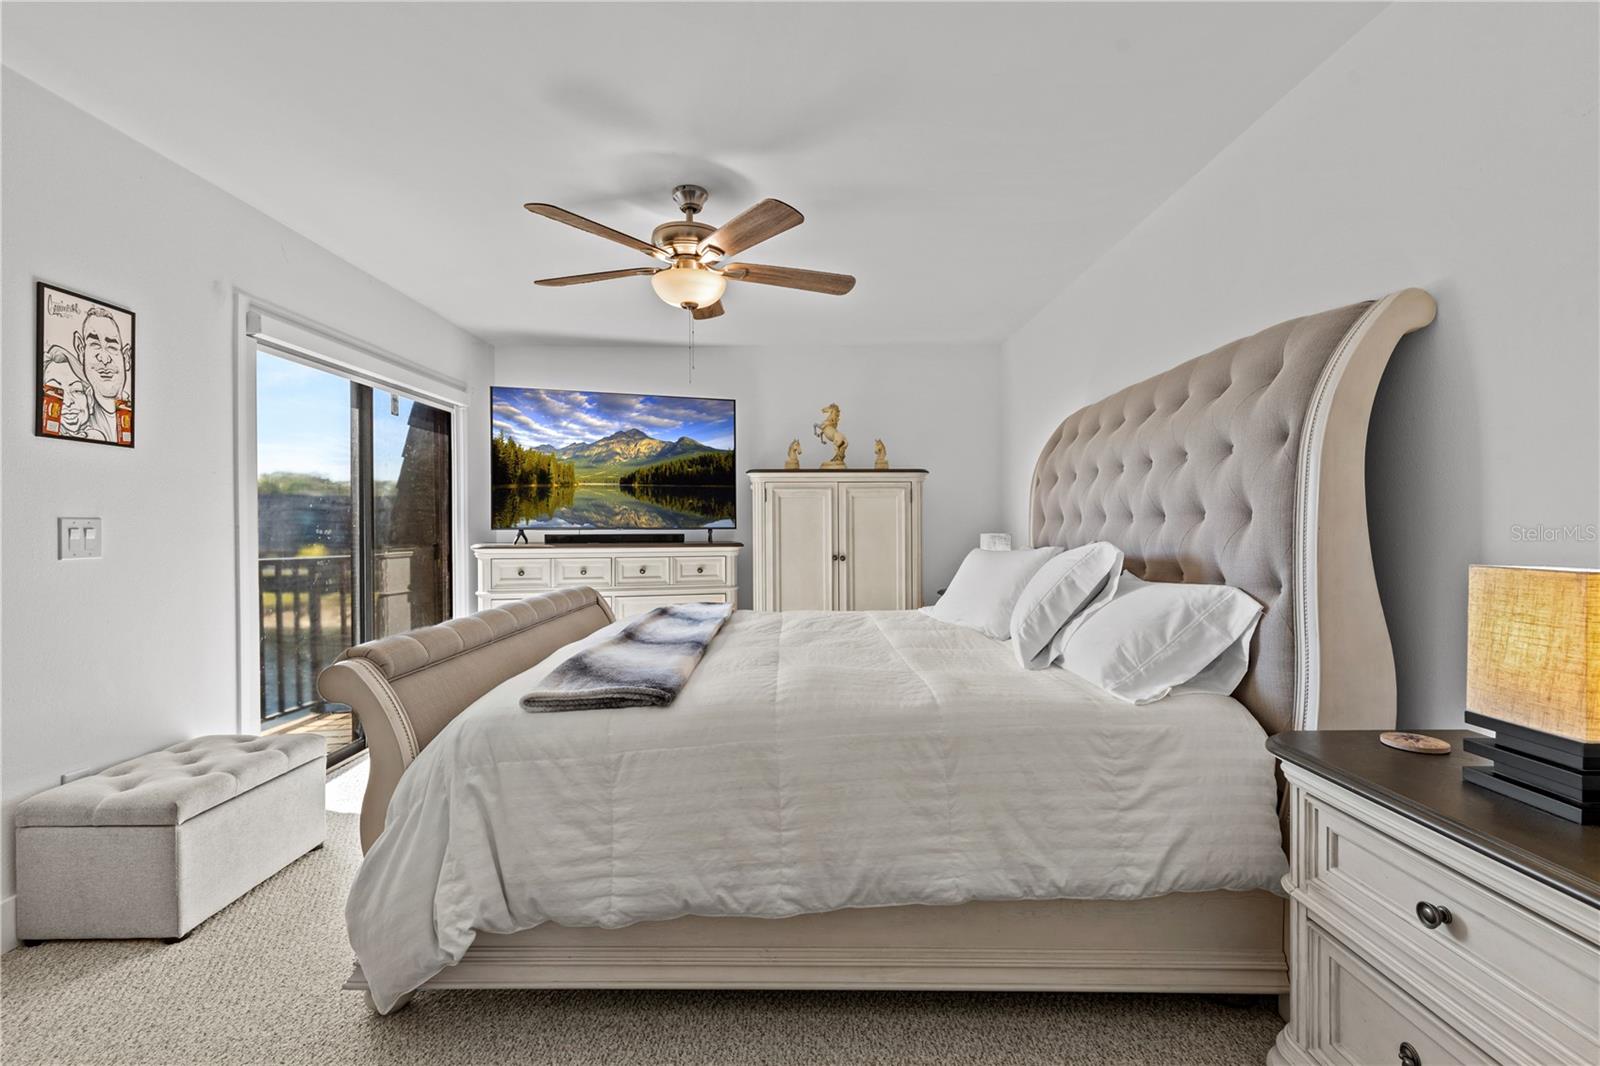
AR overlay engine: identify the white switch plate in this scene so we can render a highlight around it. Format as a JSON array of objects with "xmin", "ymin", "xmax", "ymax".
[{"xmin": 58, "ymin": 516, "xmax": 102, "ymax": 559}]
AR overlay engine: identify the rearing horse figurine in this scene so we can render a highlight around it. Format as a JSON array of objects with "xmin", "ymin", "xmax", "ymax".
[{"xmin": 813, "ymin": 403, "xmax": 848, "ymax": 468}]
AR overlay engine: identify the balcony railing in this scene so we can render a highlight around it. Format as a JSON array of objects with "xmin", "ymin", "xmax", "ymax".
[
  {"xmin": 259, "ymin": 547, "xmax": 442, "ymax": 730},
  {"xmin": 259, "ymin": 554, "xmax": 355, "ymax": 724}
]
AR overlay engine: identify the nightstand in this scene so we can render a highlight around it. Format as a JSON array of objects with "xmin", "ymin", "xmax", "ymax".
[{"xmin": 1267, "ymin": 730, "xmax": 1599, "ymax": 1066}]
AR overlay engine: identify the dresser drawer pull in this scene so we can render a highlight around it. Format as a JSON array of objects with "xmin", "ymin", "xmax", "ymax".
[
  {"xmin": 1398, "ymin": 1040, "xmax": 1421, "ymax": 1066},
  {"xmin": 517, "ymin": 568, "xmax": 525, "ymax": 577},
  {"xmin": 580, "ymin": 567, "xmax": 588, "ymax": 576},
  {"xmin": 1414, "ymin": 901, "xmax": 1452, "ymax": 929},
  {"xmin": 696, "ymin": 566, "xmax": 704, "ymax": 574}
]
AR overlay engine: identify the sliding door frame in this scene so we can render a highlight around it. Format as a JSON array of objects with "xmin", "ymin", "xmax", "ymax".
[{"xmin": 231, "ymin": 293, "xmax": 471, "ymax": 737}]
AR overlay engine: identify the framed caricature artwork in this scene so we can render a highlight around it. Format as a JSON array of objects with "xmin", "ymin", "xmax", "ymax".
[{"xmin": 37, "ymin": 282, "xmax": 135, "ymax": 448}]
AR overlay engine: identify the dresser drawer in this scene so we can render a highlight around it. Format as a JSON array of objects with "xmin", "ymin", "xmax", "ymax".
[
  {"xmin": 554, "ymin": 557, "xmax": 612, "ymax": 587},
  {"xmin": 487, "ymin": 557, "xmax": 552, "ymax": 590},
  {"xmin": 612, "ymin": 591, "xmax": 729, "ymax": 619},
  {"xmin": 1304, "ymin": 792, "xmax": 1598, "ymax": 1057},
  {"xmin": 1306, "ymin": 920, "xmax": 1493, "ymax": 1066},
  {"xmin": 672, "ymin": 555, "xmax": 728, "ymax": 585},
  {"xmin": 615, "ymin": 556, "xmax": 671, "ymax": 587}
]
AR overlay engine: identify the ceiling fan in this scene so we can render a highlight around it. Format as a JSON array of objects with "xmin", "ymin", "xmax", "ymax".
[{"xmin": 526, "ymin": 184, "xmax": 856, "ymax": 321}]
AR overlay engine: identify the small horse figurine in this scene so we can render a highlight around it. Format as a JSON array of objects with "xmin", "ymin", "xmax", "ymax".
[
  {"xmin": 813, "ymin": 403, "xmax": 848, "ymax": 468},
  {"xmin": 873, "ymin": 439, "xmax": 889, "ymax": 469},
  {"xmin": 784, "ymin": 439, "xmax": 802, "ymax": 470}
]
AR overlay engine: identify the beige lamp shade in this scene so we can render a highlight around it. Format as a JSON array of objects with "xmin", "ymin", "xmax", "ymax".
[{"xmin": 1466, "ymin": 565, "xmax": 1600, "ymax": 742}]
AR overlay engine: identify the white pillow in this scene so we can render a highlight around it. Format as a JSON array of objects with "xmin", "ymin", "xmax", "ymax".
[
  {"xmin": 921, "ymin": 546, "xmax": 1061, "ymax": 640},
  {"xmin": 1054, "ymin": 574, "xmax": 1263, "ymax": 704},
  {"xmin": 1009, "ymin": 542, "xmax": 1124, "ymax": 669}
]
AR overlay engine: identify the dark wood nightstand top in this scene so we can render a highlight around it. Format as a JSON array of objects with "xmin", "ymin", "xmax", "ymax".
[{"xmin": 1268, "ymin": 730, "xmax": 1600, "ymax": 909}]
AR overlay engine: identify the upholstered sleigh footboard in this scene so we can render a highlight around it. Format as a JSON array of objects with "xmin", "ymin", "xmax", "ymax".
[{"xmin": 317, "ymin": 587, "xmax": 615, "ymax": 852}]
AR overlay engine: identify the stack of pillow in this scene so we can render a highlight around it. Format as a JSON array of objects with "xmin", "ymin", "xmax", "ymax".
[{"xmin": 922, "ymin": 543, "xmax": 1263, "ymax": 704}]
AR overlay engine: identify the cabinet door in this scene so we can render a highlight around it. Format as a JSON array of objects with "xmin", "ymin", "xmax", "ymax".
[
  {"xmin": 837, "ymin": 481, "xmax": 913, "ymax": 611},
  {"xmin": 765, "ymin": 482, "xmax": 837, "ymax": 611}
]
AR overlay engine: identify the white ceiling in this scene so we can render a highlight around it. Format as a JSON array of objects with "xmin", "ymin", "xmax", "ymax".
[{"xmin": 2, "ymin": 2, "xmax": 1378, "ymax": 348}]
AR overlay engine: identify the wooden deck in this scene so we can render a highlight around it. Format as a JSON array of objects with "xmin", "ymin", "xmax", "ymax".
[{"xmin": 263, "ymin": 709, "xmax": 357, "ymax": 754}]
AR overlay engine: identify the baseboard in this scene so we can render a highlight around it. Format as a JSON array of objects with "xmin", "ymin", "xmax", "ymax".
[{"xmin": 2, "ymin": 893, "xmax": 17, "ymax": 953}]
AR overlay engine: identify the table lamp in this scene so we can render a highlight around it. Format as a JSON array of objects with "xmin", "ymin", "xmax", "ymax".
[{"xmin": 1462, "ymin": 565, "xmax": 1599, "ymax": 823}]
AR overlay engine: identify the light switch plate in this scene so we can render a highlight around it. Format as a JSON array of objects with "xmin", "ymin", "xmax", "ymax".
[{"xmin": 58, "ymin": 516, "xmax": 102, "ymax": 559}]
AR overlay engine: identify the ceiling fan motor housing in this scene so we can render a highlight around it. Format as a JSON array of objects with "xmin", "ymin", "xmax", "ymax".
[{"xmin": 651, "ymin": 219, "xmax": 714, "ymax": 257}]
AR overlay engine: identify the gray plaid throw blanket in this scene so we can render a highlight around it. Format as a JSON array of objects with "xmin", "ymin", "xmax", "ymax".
[{"xmin": 520, "ymin": 601, "xmax": 734, "ymax": 713}]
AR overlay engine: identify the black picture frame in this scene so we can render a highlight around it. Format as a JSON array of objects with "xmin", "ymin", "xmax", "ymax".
[{"xmin": 36, "ymin": 281, "xmax": 136, "ymax": 448}]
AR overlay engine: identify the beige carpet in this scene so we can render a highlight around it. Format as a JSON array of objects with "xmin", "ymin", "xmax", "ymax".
[{"xmin": 2, "ymin": 759, "xmax": 1282, "ymax": 1065}]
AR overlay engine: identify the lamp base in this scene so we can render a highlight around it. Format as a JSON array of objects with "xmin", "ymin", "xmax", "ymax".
[{"xmin": 1463, "ymin": 712, "xmax": 1600, "ymax": 824}]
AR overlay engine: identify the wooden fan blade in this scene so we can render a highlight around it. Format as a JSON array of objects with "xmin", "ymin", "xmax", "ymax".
[
  {"xmin": 720, "ymin": 262, "xmax": 855, "ymax": 295},
  {"xmin": 691, "ymin": 300, "xmax": 725, "ymax": 320},
  {"xmin": 535, "ymin": 267, "xmax": 660, "ymax": 287},
  {"xmin": 698, "ymin": 199, "xmax": 803, "ymax": 260},
  {"xmin": 524, "ymin": 203, "xmax": 665, "ymax": 260}
]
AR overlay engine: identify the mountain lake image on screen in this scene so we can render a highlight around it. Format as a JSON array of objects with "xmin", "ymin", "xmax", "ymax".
[{"xmin": 490, "ymin": 387, "xmax": 736, "ymax": 530}]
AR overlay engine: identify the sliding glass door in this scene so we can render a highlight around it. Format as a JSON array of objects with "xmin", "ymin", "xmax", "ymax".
[
  {"xmin": 370, "ymin": 391, "xmax": 453, "ymax": 639},
  {"xmin": 256, "ymin": 349, "xmax": 452, "ymax": 763}
]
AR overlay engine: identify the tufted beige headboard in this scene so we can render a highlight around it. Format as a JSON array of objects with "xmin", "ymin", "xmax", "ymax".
[{"xmin": 1028, "ymin": 290, "xmax": 1436, "ymax": 735}]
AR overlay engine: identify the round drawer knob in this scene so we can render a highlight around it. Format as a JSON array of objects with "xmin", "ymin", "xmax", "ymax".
[
  {"xmin": 1398, "ymin": 1041, "xmax": 1421, "ymax": 1066},
  {"xmin": 516, "ymin": 568, "xmax": 525, "ymax": 577},
  {"xmin": 580, "ymin": 567, "xmax": 588, "ymax": 576},
  {"xmin": 696, "ymin": 566, "xmax": 704, "ymax": 574},
  {"xmin": 639, "ymin": 567, "xmax": 646, "ymax": 575},
  {"xmin": 1414, "ymin": 901, "xmax": 1452, "ymax": 929}
]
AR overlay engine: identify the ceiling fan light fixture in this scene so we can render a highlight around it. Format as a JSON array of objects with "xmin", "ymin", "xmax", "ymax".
[
  {"xmin": 526, "ymin": 186, "xmax": 855, "ymax": 320},
  {"xmin": 650, "ymin": 260, "xmax": 727, "ymax": 310}
]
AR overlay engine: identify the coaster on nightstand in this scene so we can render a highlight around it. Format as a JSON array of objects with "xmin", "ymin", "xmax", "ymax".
[{"xmin": 1380, "ymin": 731, "xmax": 1452, "ymax": 755}]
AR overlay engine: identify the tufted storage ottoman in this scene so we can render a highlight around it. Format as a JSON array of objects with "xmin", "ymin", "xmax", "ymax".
[{"xmin": 14, "ymin": 734, "xmax": 326, "ymax": 942}]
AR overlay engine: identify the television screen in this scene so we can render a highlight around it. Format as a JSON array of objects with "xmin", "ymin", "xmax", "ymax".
[{"xmin": 491, "ymin": 387, "xmax": 736, "ymax": 530}]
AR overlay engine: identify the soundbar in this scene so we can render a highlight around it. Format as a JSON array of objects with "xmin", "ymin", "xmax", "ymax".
[{"xmin": 542, "ymin": 532, "xmax": 688, "ymax": 546}]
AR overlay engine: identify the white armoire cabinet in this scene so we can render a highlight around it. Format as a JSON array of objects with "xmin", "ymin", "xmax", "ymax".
[{"xmin": 748, "ymin": 469, "xmax": 926, "ymax": 611}]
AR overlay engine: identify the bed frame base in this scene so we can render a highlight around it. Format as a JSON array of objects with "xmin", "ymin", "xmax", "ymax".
[{"xmin": 345, "ymin": 892, "xmax": 1287, "ymax": 1002}]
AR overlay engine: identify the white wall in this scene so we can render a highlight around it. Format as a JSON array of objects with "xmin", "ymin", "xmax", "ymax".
[
  {"xmin": 999, "ymin": 3, "xmax": 1600, "ymax": 730},
  {"xmin": 491, "ymin": 342, "xmax": 1003, "ymax": 606},
  {"xmin": 0, "ymin": 71, "xmax": 494, "ymax": 945}
]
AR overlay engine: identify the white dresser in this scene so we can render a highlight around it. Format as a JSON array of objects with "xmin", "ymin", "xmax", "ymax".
[
  {"xmin": 1269, "ymin": 731, "xmax": 1599, "ymax": 1066},
  {"xmin": 747, "ymin": 469, "xmax": 926, "ymax": 612},
  {"xmin": 472, "ymin": 542, "xmax": 741, "ymax": 619}
]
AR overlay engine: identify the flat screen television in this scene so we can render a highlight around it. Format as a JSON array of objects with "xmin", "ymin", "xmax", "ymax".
[{"xmin": 491, "ymin": 387, "xmax": 736, "ymax": 531}]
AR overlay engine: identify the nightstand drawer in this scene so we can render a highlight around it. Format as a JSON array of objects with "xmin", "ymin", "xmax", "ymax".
[
  {"xmin": 616, "ymin": 557, "xmax": 671, "ymax": 586},
  {"xmin": 1306, "ymin": 920, "xmax": 1493, "ymax": 1066},
  {"xmin": 672, "ymin": 555, "xmax": 728, "ymax": 585},
  {"xmin": 488, "ymin": 557, "xmax": 552, "ymax": 590},
  {"xmin": 554, "ymin": 557, "xmax": 612, "ymax": 587},
  {"xmin": 1305, "ymin": 792, "xmax": 1598, "ymax": 1055}
]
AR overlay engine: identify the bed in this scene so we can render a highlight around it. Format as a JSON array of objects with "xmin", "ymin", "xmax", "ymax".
[{"xmin": 320, "ymin": 288, "xmax": 1437, "ymax": 1013}]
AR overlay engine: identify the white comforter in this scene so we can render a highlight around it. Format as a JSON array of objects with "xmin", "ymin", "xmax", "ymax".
[{"xmin": 347, "ymin": 609, "xmax": 1288, "ymax": 1010}]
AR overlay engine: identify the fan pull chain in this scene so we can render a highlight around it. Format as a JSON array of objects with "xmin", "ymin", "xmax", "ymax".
[{"xmin": 688, "ymin": 314, "xmax": 696, "ymax": 381}]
